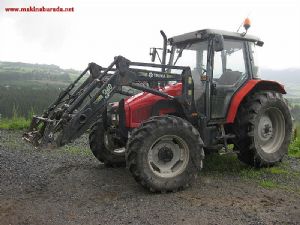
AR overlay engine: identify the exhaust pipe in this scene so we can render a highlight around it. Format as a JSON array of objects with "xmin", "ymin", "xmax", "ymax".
[{"xmin": 160, "ymin": 30, "xmax": 167, "ymax": 72}]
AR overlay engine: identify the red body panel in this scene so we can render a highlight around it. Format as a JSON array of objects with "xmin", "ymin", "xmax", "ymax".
[
  {"xmin": 226, "ymin": 79, "xmax": 286, "ymax": 123},
  {"xmin": 124, "ymin": 83, "xmax": 182, "ymax": 128},
  {"xmin": 123, "ymin": 79, "xmax": 286, "ymax": 128}
]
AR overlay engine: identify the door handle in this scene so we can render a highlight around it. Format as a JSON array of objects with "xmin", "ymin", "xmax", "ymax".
[{"xmin": 211, "ymin": 82, "xmax": 217, "ymax": 95}]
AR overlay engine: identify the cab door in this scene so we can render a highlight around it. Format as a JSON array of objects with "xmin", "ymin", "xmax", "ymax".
[{"xmin": 210, "ymin": 39, "xmax": 249, "ymax": 120}]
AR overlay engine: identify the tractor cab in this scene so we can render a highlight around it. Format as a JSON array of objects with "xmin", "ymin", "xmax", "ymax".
[{"xmin": 151, "ymin": 29, "xmax": 264, "ymax": 123}]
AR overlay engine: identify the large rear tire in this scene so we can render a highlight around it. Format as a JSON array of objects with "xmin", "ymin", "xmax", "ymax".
[
  {"xmin": 234, "ymin": 91, "xmax": 292, "ymax": 167},
  {"xmin": 89, "ymin": 121, "xmax": 125, "ymax": 167},
  {"xmin": 126, "ymin": 115, "xmax": 204, "ymax": 192}
]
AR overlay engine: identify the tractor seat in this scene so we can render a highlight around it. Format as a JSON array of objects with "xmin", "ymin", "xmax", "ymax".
[{"xmin": 217, "ymin": 70, "xmax": 242, "ymax": 86}]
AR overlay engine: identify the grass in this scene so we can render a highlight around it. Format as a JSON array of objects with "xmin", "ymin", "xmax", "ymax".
[
  {"xmin": 0, "ymin": 117, "xmax": 30, "ymax": 130},
  {"xmin": 265, "ymin": 167, "xmax": 288, "ymax": 175},
  {"xmin": 259, "ymin": 180, "xmax": 278, "ymax": 188},
  {"xmin": 61, "ymin": 145, "xmax": 92, "ymax": 156},
  {"xmin": 289, "ymin": 138, "xmax": 300, "ymax": 158},
  {"xmin": 203, "ymin": 151, "xmax": 300, "ymax": 192},
  {"xmin": 289, "ymin": 123, "xmax": 300, "ymax": 158},
  {"xmin": 203, "ymin": 153, "xmax": 247, "ymax": 174}
]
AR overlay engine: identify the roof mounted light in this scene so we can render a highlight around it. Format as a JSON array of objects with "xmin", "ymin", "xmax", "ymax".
[{"xmin": 243, "ymin": 18, "xmax": 251, "ymax": 31}]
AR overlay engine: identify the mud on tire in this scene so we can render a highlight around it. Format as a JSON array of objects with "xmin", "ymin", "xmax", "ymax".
[
  {"xmin": 126, "ymin": 115, "xmax": 204, "ymax": 192},
  {"xmin": 234, "ymin": 91, "xmax": 292, "ymax": 167},
  {"xmin": 89, "ymin": 121, "xmax": 125, "ymax": 167}
]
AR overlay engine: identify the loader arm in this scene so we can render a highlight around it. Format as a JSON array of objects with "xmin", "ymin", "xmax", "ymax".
[{"xmin": 23, "ymin": 56, "xmax": 194, "ymax": 148}]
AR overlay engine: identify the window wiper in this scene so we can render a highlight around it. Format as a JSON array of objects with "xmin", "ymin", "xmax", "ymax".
[{"xmin": 173, "ymin": 43, "xmax": 191, "ymax": 65}]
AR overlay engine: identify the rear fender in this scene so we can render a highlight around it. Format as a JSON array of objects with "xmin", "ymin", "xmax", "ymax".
[{"xmin": 226, "ymin": 80, "xmax": 286, "ymax": 123}]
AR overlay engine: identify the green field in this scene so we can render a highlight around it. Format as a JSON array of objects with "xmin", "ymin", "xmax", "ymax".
[
  {"xmin": 0, "ymin": 61, "xmax": 128, "ymax": 119},
  {"xmin": 0, "ymin": 61, "xmax": 75, "ymax": 118}
]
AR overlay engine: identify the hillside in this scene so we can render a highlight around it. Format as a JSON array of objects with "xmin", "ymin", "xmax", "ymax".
[
  {"xmin": 261, "ymin": 68, "xmax": 300, "ymax": 84},
  {"xmin": 0, "ymin": 61, "xmax": 80, "ymax": 118},
  {"xmin": 0, "ymin": 61, "xmax": 78, "ymax": 86},
  {"xmin": 260, "ymin": 68, "xmax": 300, "ymax": 100},
  {"xmin": 0, "ymin": 61, "xmax": 126, "ymax": 118}
]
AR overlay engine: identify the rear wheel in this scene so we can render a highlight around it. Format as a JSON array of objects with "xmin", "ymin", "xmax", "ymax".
[
  {"xmin": 89, "ymin": 121, "xmax": 125, "ymax": 167},
  {"xmin": 234, "ymin": 91, "xmax": 292, "ymax": 167},
  {"xmin": 126, "ymin": 115, "xmax": 204, "ymax": 192}
]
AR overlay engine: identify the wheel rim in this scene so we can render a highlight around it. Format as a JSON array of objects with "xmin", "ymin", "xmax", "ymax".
[
  {"xmin": 104, "ymin": 133, "xmax": 125, "ymax": 155},
  {"xmin": 147, "ymin": 135, "xmax": 189, "ymax": 178},
  {"xmin": 257, "ymin": 107, "xmax": 285, "ymax": 154},
  {"xmin": 113, "ymin": 147, "xmax": 126, "ymax": 154}
]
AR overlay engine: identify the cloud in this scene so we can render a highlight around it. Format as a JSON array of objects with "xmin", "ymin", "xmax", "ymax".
[
  {"xmin": 1, "ymin": 0, "xmax": 75, "ymax": 51},
  {"xmin": 0, "ymin": 0, "xmax": 299, "ymax": 69}
]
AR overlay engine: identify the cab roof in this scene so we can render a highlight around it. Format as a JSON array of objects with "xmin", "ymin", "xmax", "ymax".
[{"xmin": 168, "ymin": 29, "xmax": 263, "ymax": 45}]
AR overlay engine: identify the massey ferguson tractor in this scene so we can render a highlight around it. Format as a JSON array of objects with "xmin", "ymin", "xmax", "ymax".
[{"xmin": 24, "ymin": 20, "xmax": 292, "ymax": 192}]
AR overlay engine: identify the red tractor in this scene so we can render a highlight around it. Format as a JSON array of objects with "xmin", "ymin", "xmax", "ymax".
[{"xmin": 24, "ymin": 24, "xmax": 292, "ymax": 192}]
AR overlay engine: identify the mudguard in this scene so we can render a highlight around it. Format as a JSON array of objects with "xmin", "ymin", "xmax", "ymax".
[{"xmin": 226, "ymin": 79, "xmax": 286, "ymax": 123}]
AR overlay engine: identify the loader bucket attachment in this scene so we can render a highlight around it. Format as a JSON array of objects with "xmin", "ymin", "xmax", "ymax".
[
  {"xmin": 23, "ymin": 116, "xmax": 56, "ymax": 148},
  {"xmin": 23, "ymin": 57, "xmax": 119, "ymax": 148}
]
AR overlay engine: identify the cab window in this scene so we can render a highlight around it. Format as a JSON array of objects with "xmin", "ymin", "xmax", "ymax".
[{"xmin": 213, "ymin": 40, "xmax": 247, "ymax": 86}]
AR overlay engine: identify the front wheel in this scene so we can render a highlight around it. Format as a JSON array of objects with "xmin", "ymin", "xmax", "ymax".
[
  {"xmin": 126, "ymin": 115, "xmax": 204, "ymax": 192},
  {"xmin": 234, "ymin": 91, "xmax": 292, "ymax": 167},
  {"xmin": 89, "ymin": 121, "xmax": 125, "ymax": 167}
]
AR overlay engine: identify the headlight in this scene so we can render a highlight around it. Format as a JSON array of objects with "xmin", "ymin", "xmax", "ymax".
[{"xmin": 111, "ymin": 113, "xmax": 119, "ymax": 126}]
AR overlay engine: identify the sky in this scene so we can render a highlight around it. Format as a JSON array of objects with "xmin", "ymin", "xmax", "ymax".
[{"xmin": 0, "ymin": 0, "xmax": 299, "ymax": 70}]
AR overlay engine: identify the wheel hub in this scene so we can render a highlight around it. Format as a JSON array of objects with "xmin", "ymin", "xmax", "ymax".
[
  {"xmin": 158, "ymin": 147, "xmax": 174, "ymax": 163},
  {"xmin": 104, "ymin": 132, "xmax": 125, "ymax": 155},
  {"xmin": 147, "ymin": 135, "xmax": 189, "ymax": 178},
  {"xmin": 259, "ymin": 116, "xmax": 273, "ymax": 140},
  {"xmin": 256, "ymin": 108, "xmax": 286, "ymax": 154},
  {"xmin": 262, "ymin": 123, "xmax": 273, "ymax": 138}
]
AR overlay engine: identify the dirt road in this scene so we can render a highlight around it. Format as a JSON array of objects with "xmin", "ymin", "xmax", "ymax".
[{"xmin": 0, "ymin": 130, "xmax": 299, "ymax": 225}]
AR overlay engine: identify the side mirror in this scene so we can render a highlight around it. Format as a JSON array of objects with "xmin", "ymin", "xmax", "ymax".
[
  {"xmin": 256, "ymin": 40, "xmax": 264, "ymax": 47},
  {"xmin": 150, "ymin": 48, "xmax": 157, "ymax": 62},
  {"xmin": 213, "ymin": 35, "xmax": 224, "ymax": 52}
]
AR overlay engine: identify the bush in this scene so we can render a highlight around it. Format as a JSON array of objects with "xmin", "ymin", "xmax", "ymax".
[{"xmin": 0, "ymin": 117, "xmax": 30, "ymax": 130}]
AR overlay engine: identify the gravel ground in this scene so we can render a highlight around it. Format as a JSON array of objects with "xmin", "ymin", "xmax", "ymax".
[{"xmin": 0, "ymin": 129, "xmax": 300, "ymax": 225}]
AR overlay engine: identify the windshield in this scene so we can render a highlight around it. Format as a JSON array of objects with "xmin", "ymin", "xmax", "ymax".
[
  {"xmin": 170, "ymin": 41, "xmax": 208, "ymax": 87},
  {"xmin": 172, "ymin": 41, "xmax": 208, "ymax": 76},
  {"xmin": 170, "ymin": 41, "xmax": 208, "ymax": 112}
]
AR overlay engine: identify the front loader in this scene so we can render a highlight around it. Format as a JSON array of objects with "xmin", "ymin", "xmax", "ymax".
[
  {"xmin": 23, "ymin": 55, "xmax": 194, "ymax": 148},
  {"xmin": 24, "ymin": 22, "xmax": 293, "ymax": 192}
]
